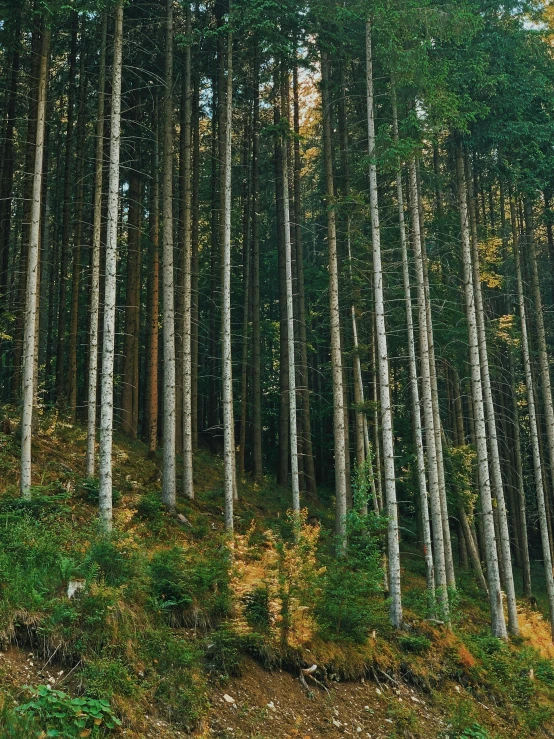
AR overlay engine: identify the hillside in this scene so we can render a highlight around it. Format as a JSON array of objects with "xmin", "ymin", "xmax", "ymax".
[{"xmin": 1, "ymin": 411, "xmax": 554, "ymax": 739}]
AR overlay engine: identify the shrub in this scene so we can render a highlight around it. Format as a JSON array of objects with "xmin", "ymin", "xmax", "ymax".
[
  {"xmin": 243, "ymin": 586, "xmax": 270, "ymax": 629},
  {"xmin": 398, "ymin": 634, "xmax": 431, "ymax": 654},
  {"xmin": 149, "ymin": 544, "xmax": 230, "ymax": 627},
  {"xmin": 77, "ymin": 477, "xmax": 122, "ymax": 507},
  {"xmin": 315, "ymin": 507, "xmax": 384, "ymax": 643},
  {"xmin": 134, "ymin": 491, "xmax": 165, "ymax": 531}
]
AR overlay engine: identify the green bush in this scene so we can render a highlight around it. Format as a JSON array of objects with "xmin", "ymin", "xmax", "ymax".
[
  {"xmin": 149, "ymin": 544, "xmax": 230, "ymax": 627},
  {"xmin": 398, "ymin": 634, "xmax": 431, "ymax": 654},
  {"xmin": 84, "ymin": 537, "xmax": 143, "ymax": 587},
  {"xmin": 83, "ymin": 656, "xmax": 139, "ymax": 700},
  {"xmin": 134, "ymin": 491, "xmax": 165, "ymax": 531},
  {"xmin": 0, "ymin": 700, "xmax": 40, "ymax": 739},
  {"xmin": 243, "ymin": 586, "xmax": 270, "ymax": 629},
  {"xmin": 77, "ymin": 477, "xmax": 122, "ymax": 506},
  {"xmin": 16, "ymin": 685, "xmax": 121, "ymax": 738},
  {"xmin": 315, "ymin": 506, "xmax": 384, "ymax": 643}
]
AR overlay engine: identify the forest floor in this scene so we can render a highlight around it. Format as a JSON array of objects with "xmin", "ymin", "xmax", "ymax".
[{"xmin": 1, "ymin": 407, "xmax": 554, "ymax": 738}]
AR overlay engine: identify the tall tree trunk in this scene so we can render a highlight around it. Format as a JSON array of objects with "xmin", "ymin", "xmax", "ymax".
[
  {"xmin": 55, "ymin": 15, "xmax": 79, "ymax": 403},
  {"xmin": 251, "ymin": 48, "xmax": 263, "ymax": 482},
  {"xmin": 145, "ymin": 104, "xmax": 160, "ymax": 457},
  {"xmin": 0, "ymin": 8, "xmax": 21, "ymax": 300},
  {"xmin": 67, "ymin": 50, "xmax": 87, "ymax": 423},
  {"xmin": 162, "ymin": 0, "xmax": 176, "ymax": 510},
  {"xmin": 391, "ymin": 86, "xmax": 435, "ymax": 604},
  {"xmin": 366, "ymin": 21, "xmax": 402, "ymax": 626},
  {"xmin": 408, "ymin": 159, "xmax": 448, "ymax": 618},
  {"xmin": 98, "ymin": 2, "xmax": 123, "ymax": 531},
  {"xmin": 524, "ymin": 198, "xmax": 554, "ymax": 540},
  {"xmin": 181, "ymin": 4, "xmax": 194, "ymax": 499},
  {"xmin": 221, "ymin": 19, "xmax": 236, "ymax": 530},
  {"xmin": 321, "ymin": 49, "xmax": 348, "ymax": 545},
  {"xmin": 513, "ymin": 199, "xmax": 554, "ymax": 637},
  {"xmin": 456, "ymin": 143, "xmax": 506, "ymax": 639},
  {"xmin": 292, "ymin": 63, "xmax": 316, "ymax": 497},
  {"xmin": 239, "ymin": 112, "xmax": 252, "ymax": 476},
  {"xmin": 20, "ymin": 24, "xmax": 50, "ymax": 497},
  {"xmin": 85, "ymin": 14, "xmax": 107, "ymax": 476},
  {"xmin": 465, "ymin": 154, "xmax": 518, "ymax": 635},
  {"xmin": 191, "ymin": 69, "xmax": 200, "ymax": 452},
  {"xmin": 121, "ymin": 119, "xmax": 142, "ymax": 439},
  {"xmin": 282, "ymin": 123, "xmax": 300, "ymax": 512}
]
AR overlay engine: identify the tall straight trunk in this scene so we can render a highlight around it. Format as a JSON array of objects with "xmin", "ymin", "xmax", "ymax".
[
  {"xmin": 524, "ymin": 198, "xmax": 554, "ymax": 533},
  {"xmin": 366, "ymin": 21, "xmax": 402, "ymax": 625},
  {"xmin": 292, "ymin": 63, "xmax": 316, "ymax": 497},
  {"xmin": 417, "ymin": 172, "xmax": 455, "ymax": 590},
  {"xmin": 221, "ymin": 21, "xmax": 236, "ymax": 530},
  {"xmin": 465, "ymin": 155, "xmax": 518, "ymax": 635},
  {"xmin": 456, "ymin": 144, "xmax": 506, "ymax": 638},
  {"xmin": 239, "ymin": 113, "xmax": 252, "ymax": 475},
  {"xmin": 162, "ymin": 0, "xmax": 176, "ymax": 510},
  {"xmin": 181, "ymin": 5, "xmax": 193, "ymax": 499},
  {"xmin": 275, "ymin": 98, "xmax": 290, "ymax": 488},
  {"xmin": 513, "ymin": 200, "xmax": 554, "ymax": 637},
  {"xmin": 12, "ymin": 25, "xmax": 41, "ymax": 398},
  {"xmin": 20, "ymin": 24, "xmax": 49, "ymax": 497},
  {"xmin": 251, "ymin": 48, "xmax": 263, "ymax": 482},
  {"xmin": 0, "ymin": 9, "xmax": 21, "ymax": 299},
  {"xmin": 408, "ymin": 159, "xmax": 448, "ymax": 617},
  {"xmin": 98, "ymin": 2, "xmax": 123, "ymax": 531},
  {"xmin": 282, "ymin": 127, "xmax": 300, "ymax": 512},
  {"xmin": 321, "ymin": 49, "xmax": 347, "ymax": 544},
  {"xmin": 67, "ymin": 52, "xmax": 87, "ymax": 422},
  {"xmin": 86, "ymin": 15, "xmax": 107, "ymax": 475},
  {"xmin": 145, "ymin": 108, "xmax": 160, "ymax": 456},
  {"xmin": 191, "ymin": 70, "xmax": 200, "ymax": 452},
  {"xmin": 391, "ymin": 88, "xmax": 435, "ymax": 603},
  {"xmin": 56, "ymin": 15, "xmax": 79, "ymax": 402},
  {"xmin": 121, "ymin": 162, "xmax": 141, "ymax": 437}
]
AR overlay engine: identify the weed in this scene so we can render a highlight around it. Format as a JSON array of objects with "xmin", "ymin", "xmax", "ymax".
[
  {"xmin": 398, "ymin": 634, "xmax": 431, "ymax": 654},
  {"xmin": 16, "ymin": 684, "xmax": 121, "ymax": 737}
]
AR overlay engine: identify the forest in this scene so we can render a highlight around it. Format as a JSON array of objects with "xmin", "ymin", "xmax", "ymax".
[{"xmin": 2, "ymin": 0, "xmax": 554, "ymax": 737}]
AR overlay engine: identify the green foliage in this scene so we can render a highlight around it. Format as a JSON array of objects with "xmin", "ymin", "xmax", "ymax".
[
  {"xmin": 134, "ymin": 491, "xmax": 165, "ymax": 531},
  {"xmin": 84, "ymin": 536, "xmax": 143, "ymax": 587},
  {"xmin": 149, "ymin": 544, "xmax": 231, "ymax": 627},
  {"xmin": 243, "ymin": 586, "xmax": 271, "ymax": 629},
  {"xmin": 398, "ymin": 634, "xmax": 431, "ymax": 654},
  {"xmin": 457, "ymin": 725, "xmax": 491, "ymax": 739},
  {"xmin": 82, "ymin": 657, "xmax": 139, "ymax": 700},
  {"xmin": 0, "ymin": 700, "xmax": 40, "ymax": 739},
  {"xmin": 77, "ymin": 477, "xmax": 122, "ymax": 507},
  {"xmin": 16, "ymin": 685, "xmax": 121, "ymax": 738},
  {"xmin": 315, "ymin": 508, "xmax": 384, "ymax": 643}
]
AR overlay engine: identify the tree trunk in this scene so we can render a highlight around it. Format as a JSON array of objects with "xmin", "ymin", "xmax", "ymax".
[
  {"xmin": 408, "ymin": 159, "xmax": 448, "ymax": 618},
  {"xmin": 456, "ymin": 143, "xmax": 506, "ymax": 638},
  {"xmin": 366, "ymin": 21, "xmax": 402, "ymax": 626},
  {"xmin": 321, "ymin": 48, "xmax": 348, "ymax": 545},
  {"xmin": 513, "ymin": 198, "xmax": 554, "ymax": 636},
  {"xmin": 391, "ymin": 86, "xmax": 435, "ymax": 604},
  {"xmin": 251, "ymin": 47, "xmax": 263, "ymax": 482},
  {"xmin": 465, "ymin": 154, "xmax": 518, "ymax": 635},
  {"xmin": 20, "ymin": 23, "xmax": 49, "ymax": 497},
  {"xmin": 161, "ymin": 0, "xmax": 176, "ymax": 510},
  {"xmin": 181, "ymin": 5, "xmax": 194, "ymax": 499},
  {"xmin": 98, "ymin": 2, "xmax": 123, "ymax": 531},
  {"xmin": 55, "ymin": 15, "xmax": 79, "ymax": 403},
  {"xmin": 85, "ymin": 14, "xmax": 107, "ymax": 475},
  {"xmin": 145, "ymin": 103, "xmax": 160, "ymax": 457}
]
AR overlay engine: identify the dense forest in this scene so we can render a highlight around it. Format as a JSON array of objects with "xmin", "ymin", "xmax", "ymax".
[{"xmin": 3, "ymin": 0, "xmax": 554, "ymax": 736}]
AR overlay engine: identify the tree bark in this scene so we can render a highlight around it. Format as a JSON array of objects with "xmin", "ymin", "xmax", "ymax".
[
  {"xmin": 456, "ymin": 143, "xmax": 506, "ymax": 638},
  {"xmin": 20, "ymin": 23, "xmax": 50, "ymax": 497},
  {"xmin": 465, "ymin": 154, "xmax": 518, "ymax": 635},
  {"xmin": 98, "ymin": 2, "xmax": 123, "ymax": 531},
  {"xmin": 85, "ymin": 15, "xmax": 107, "ymax": 475},
  {"xmin": 366, "ymin": 21, "xmax": 402, "ymax": 626},
  {"xmin": 321, "ymin": 48, "xmax": 348, "ymax": 546},
  {"xmin": 513, "ymin": 198, "xmax": 554, "ymax": 636}
]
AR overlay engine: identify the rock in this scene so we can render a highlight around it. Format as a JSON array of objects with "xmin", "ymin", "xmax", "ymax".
[
  {"xmin": 223, "ymin": 694, "xmax": 236, "ymax": 704},
  {"xmin": 332, "ymin": 719, "xmax": 342, "ymax": 728}
]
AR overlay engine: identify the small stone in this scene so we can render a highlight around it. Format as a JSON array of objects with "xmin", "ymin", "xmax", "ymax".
[
  {"xmin": 332, "ymin": 719, "xmax": 342, "ymax": 728},
  {"xmin": 375, "ymin": 688, "xmax": 382, "ymax": 696},
  {"xmin": 223, "ymin": 694, "xmax": 236, "ymax": 704}
]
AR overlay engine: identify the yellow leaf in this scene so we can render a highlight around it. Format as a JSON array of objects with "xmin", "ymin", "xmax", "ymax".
[{"xmin": 80, "ymin": 731, "xmax": 92, "ymax": 738}]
